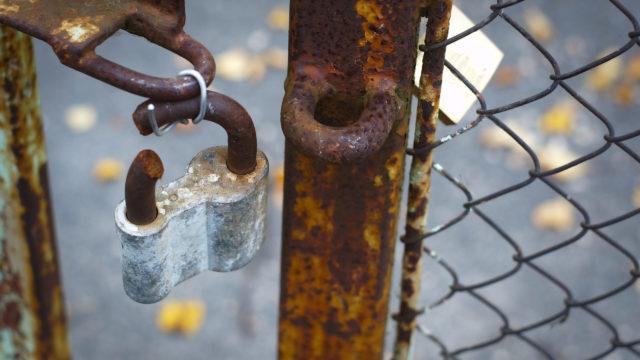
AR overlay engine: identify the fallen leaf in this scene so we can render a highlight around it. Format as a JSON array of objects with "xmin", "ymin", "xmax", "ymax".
[
  {"xmin": 267, "ymin": 6, "xmax": 289, "ymax": 31},
  {"xmin": 216, "ymin": 48, "xmax": 266, "ymax": 82},
  {"xmin": 539, "ymin": 101, "xmax": 576, "ymax": 135},
  {"xmin": 175, "ymin": 121, "xmax": 197, "ymax": 133},
  {"xmin": 65, "ymin": 104, "xmax": 97, "ymax": 133},
  {"xmin": 524, "ymin": 8, "xmax": 554, "ymax": 42},
  {"xmin": 480, "ymin": 122, "xmax": 538, "ymax": 153},
  {"xmin": 480, "ymin": 122, "xmax": 539, "ymax": 169},
  {"xmin": 586, "ymin": 50, "xmax": 622, "ymax": 92},
  {"xmin": 538, "ymin": 143, "xmax": 587, "ymax": 182},
  {"xmin": 494, "ymin": 66, "xmax": 520, "ymax": 88},
  {"xmin": 261, "ymin": 48, "xmax": 288, "ymax": 70},
  {"xmin": 93, "ymin": 158, "xmax": 124, "ymax": 183},
  {"xmin": 531, "ymin": 198, "xmax": 575, "ymax": 232},
  {"xmin": 270, "ymin": 164, "xmax": 285, "ymax": 208},
  {"xmin": 156, "ymin": 300, "xmax": 206, "ymax": 336},
  {"xmin": 626, "ymin": 54, "xmax": 640, "ymax": 81},
  {"xmin": 614, "ymin": 82, "xmax": 635, "ymax": 106},
  {"xmin": 633, "ymin": 184, "xmax": 640, "ymax": 208}
]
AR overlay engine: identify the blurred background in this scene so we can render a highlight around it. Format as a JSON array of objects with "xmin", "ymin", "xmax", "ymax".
[{"xmin": 33, "ymin": 0, "xmax": 639, "ymax": 359}]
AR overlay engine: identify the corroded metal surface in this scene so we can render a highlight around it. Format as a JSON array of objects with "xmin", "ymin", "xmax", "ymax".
[
  {"xmin": 279, "ymin": 1, "xmax": 421, "ymax": 358},
  {"xmin": 115, "ymin": 147, "xmax": 268, "ymax": 304},
  {"xmin": 0, "ymin": 25, "xmax": 70, "ymax": 359},
  {"xmin": 281, "ymin": 60, "xmax": 402, "ymax": 163},
  {"xmin": 393, "ymin": 2, "xmax": 452, "ymax": 359},
  {"xmin": 132, "ymin": 91, "xmax": 258, "ymax": 175},
  {"xmin": 0, "ymin": 0, "xmax": 214, "ymax": 101}
]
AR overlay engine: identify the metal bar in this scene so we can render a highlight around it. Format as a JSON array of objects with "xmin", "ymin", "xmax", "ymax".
[
  {"xmin": 0, "ymin": 0, "xmax": 215, "ymax": 101},
  {"xmin": 392, "ymin": 1, "xmax": 453, "ymax": 359},
  {"xmin": 278, "ymin": 1, "xmax": 421, "ymax": 358},
  {"xmin": 0, "ymin": 25, "xmax": 70, "ymax": 359}
]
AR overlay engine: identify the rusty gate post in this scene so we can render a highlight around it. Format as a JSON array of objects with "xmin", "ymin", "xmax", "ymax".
[
  {"xmin": 0, "ymin": 25, "xmax": 70, "ymax": 359},
  {"xmin": 278, "ymin": 1, "xmax": 421, "ymax": 358}
]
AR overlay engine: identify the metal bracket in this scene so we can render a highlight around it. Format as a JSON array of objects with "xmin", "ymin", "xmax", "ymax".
[{"xmin": 0, "ymin": 0, "xmax": 215, "ymax": 101}]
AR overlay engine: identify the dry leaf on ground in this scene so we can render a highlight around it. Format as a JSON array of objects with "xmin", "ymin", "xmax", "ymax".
[
  {"xmin": 65, "ymin": 104, "xmax": 97, "ymax": 133},
  {"xmin": 175, "ymin": 121, "xmax": 197, "ymax": 133},
  {"xmin": 614, "ymin": 82, "xmax": 635, "ymax": 106},
  {"xmin": 156, "ymin": 300, "xmax": 206, "ymax": 336},
  {"xmin": 267, "ymin": 6, "xmax": 289, "ymax": 31},
  {"xmin": 494, "ymin": 66, "xmax": 520, "ymax": 88},
  {"xmin": 524, "ymin": 8, "xmax": 554, "ymax": 42},
  {"xmin": 480, "ymin": 123, "xmax": 539, "ymax": 169},
  {"xmin": 626, "ymin": 54, "xmax": 640, "ymax": 81},
  {"xmin": 93, "ymin": 158, "xmax": 124, "ymax": 183},
  {"xmin": 480, "ymin": 122, "xmax": 538, "ymax": 153},
  {"xmin": 531, "ymin": 198, "xmax": 575, "ymax": 232},
  {"xmin": 539, "ymin": 101, "xmax": 576, "ymax": 135},
  {"xmin": 586, "ymin": 51, "xmax": 622, "ymax": 92},
  {"xmin": 260, "ymin": 48, "xmax": 288, "ymax": 70},
  {"xmin": 538, "ymin": 143, "xmax": 587, "ymax": 182},
  {"xmin": 633, "ymin": 184, "xmax": 640, "ymax": 208},
  {"xmin": 216, "ymin": 48, "xmax": 266, "ymax": 82},
  {"xmin": 270, "ymin": 164, "xmax": 285, "ymax": 208}
]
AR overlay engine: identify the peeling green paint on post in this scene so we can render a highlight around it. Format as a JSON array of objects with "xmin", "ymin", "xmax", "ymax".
[{"xmin": 0, "ymin": 25, "xmax": 70, "ymax": 360}]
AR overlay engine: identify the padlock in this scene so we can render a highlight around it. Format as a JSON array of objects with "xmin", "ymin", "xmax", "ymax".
[{"xmin": 114, "ymin": 91, "xmax": 268, "ymax": 304}]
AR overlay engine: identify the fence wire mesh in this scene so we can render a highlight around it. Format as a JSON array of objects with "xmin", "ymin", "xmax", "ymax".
[{"xmin": 394, "ymin": 0, "xmax": 640, "ymax": 359}]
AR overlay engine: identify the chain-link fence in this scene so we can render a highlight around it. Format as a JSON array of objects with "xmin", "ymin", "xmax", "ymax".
[{"xmin": 394, "ymin": 0, "xmax": 640, "ymax": 358}]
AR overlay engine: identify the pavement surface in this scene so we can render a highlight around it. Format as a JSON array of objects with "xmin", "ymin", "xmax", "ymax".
[{"xmin": 32, "ymin": 0, "xmax": 640, "ymax": 359}]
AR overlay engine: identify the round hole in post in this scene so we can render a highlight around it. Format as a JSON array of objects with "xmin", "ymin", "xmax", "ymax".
[{"xmin": 314, "ymin": 91, "xmax": 366, "ymax": 127}]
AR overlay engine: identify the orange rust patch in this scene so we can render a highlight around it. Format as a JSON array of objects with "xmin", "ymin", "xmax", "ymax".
[
  {"xmin": 292, "ymin": 154, "xmax": 335, "ymax": 238},
  {"xmin": 355, "ymin": 0, "xmax": 395, "ymax": 72},
  {"xmin": 0, "ymin": 4, "xmax": 19, "ymax": 14}
]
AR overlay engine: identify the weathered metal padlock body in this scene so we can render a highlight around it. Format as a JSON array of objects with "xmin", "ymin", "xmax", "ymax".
[{"xmin": 115, "ymin": 146, "xmax": 268, "ymax": 304}]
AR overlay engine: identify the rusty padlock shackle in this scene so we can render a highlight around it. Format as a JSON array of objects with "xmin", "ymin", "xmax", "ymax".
[{"xmin": 125, "ymin": 91, "xmax": 258, "ymax": 225}]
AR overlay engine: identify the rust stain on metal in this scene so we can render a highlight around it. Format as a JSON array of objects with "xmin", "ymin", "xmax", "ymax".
[
  {"xmin": 355, "ymin": 0, "xmax": 394, "ymax": 72},
  {"xmin": 393, "ymin": 1, "xmax": 452, "ymax": 359},
  {"xmin": 279, "ymin": 1, "xmax": 421, "ymax": 358},
  {"xmin": 0, "ymin": 0, "xmax": 215, "ymax": 101},
  {"xmin": 0, "ymin": 25, "xmax": 70, "ymax": 359}
]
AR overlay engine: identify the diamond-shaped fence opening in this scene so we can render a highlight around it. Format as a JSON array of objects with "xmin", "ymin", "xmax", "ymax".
[{"xmin": 392, "ymin": 0, "xmax": 640, "ymax": 359}]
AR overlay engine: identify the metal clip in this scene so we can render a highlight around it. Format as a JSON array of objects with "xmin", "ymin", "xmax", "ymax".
[{"xmin": 147, "ymin": 70, "xmax": 208, "ymax": 136}]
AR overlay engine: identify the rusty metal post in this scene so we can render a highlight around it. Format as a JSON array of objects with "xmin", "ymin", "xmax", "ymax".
[
  {"xmin": 278, "ymin": 1, "xmax": 421, "ymax": 358},
  {"xmin": 393, "ymin": 1, "xmax": 452, "ymax": 359},
  {"xmin": 0, "ymin": 25, "xmax": 71, "ymax": 359}
]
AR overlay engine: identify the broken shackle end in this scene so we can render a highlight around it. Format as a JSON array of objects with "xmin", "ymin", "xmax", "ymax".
[
  {"xmin": 281, "ymin": 62, "xmax": 403, "ymax": 163},
  {"xmin": 125, "ymin": 149, "xmax": 164, "ymax": 225}
]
